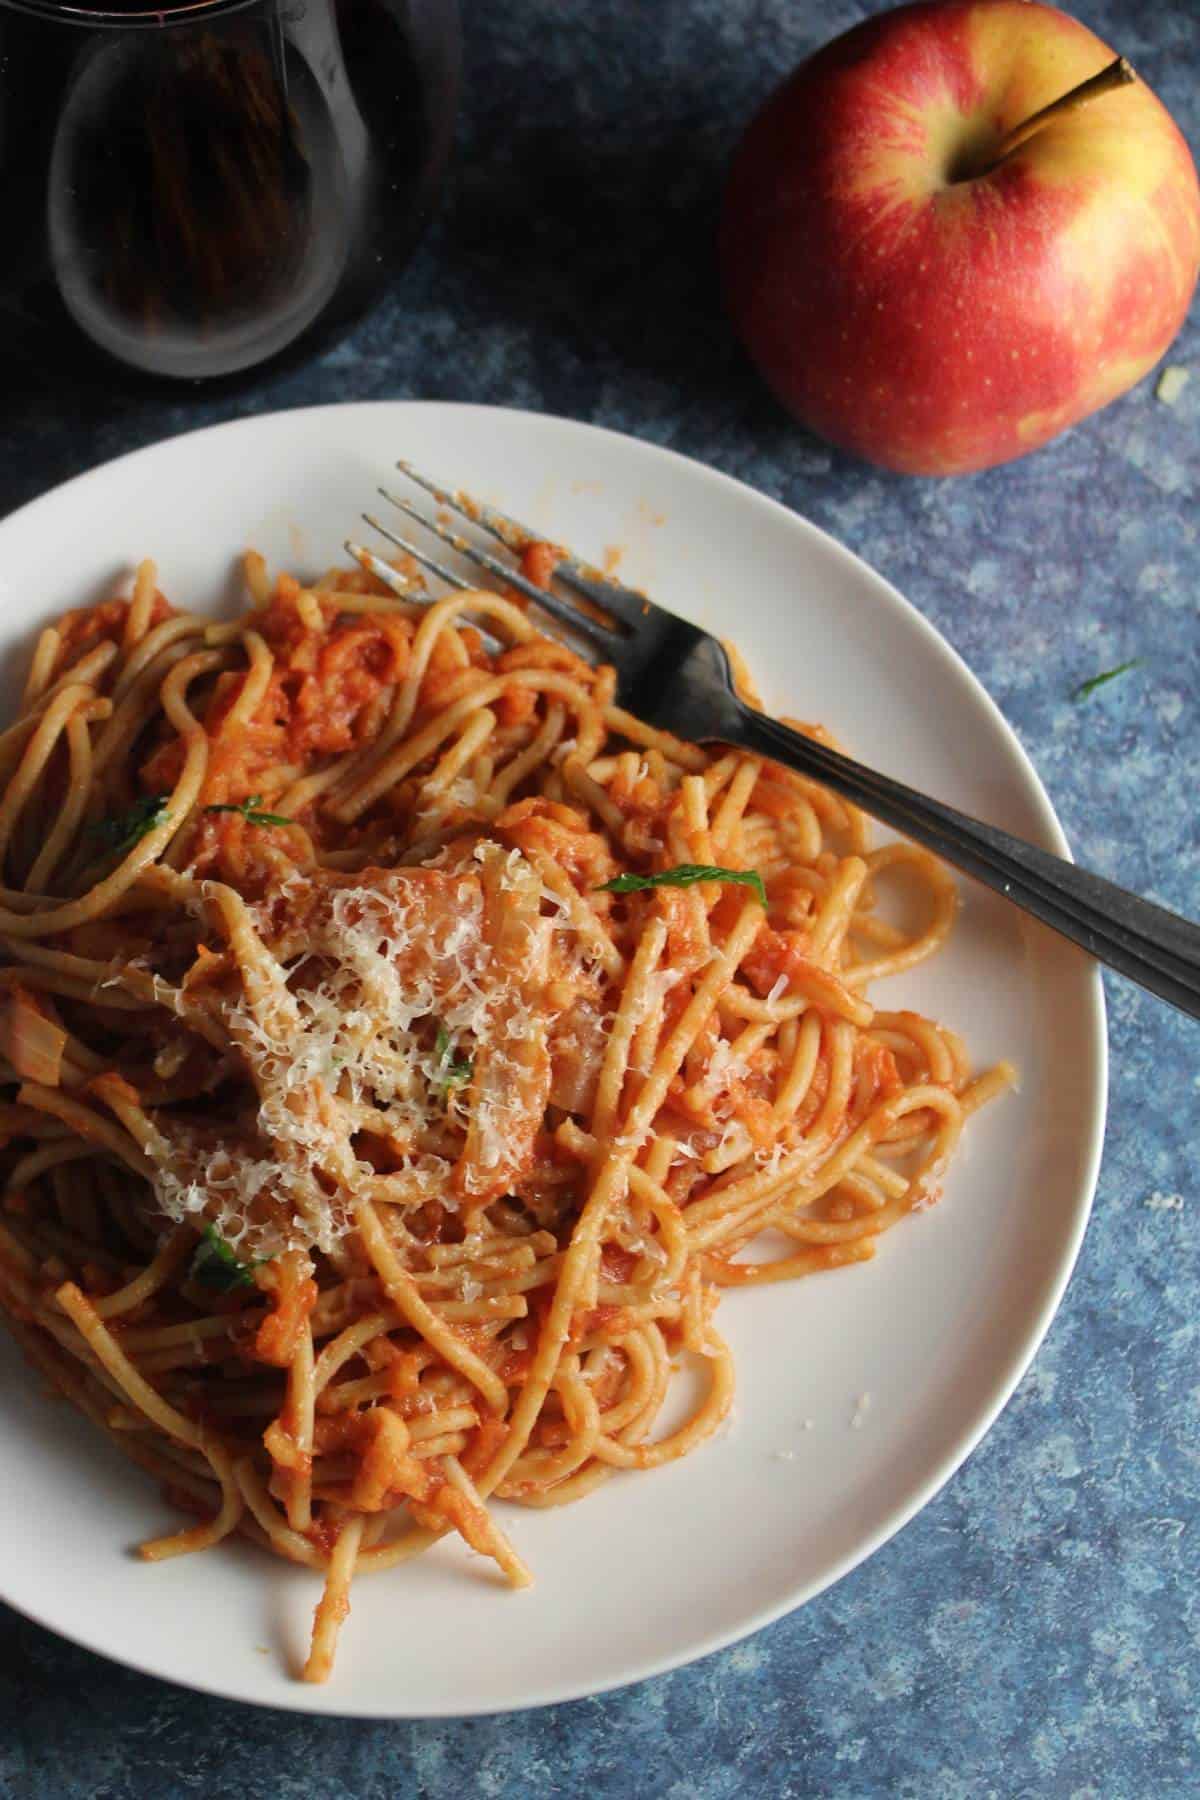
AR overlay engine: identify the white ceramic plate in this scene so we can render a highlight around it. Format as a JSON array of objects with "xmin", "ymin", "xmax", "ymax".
[{"xmin": 0, "ymin": 403, "xmax": 1105, "ymax": 1716}]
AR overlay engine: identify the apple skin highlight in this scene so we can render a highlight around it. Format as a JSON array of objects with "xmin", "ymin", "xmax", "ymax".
[{"xmin": 721, "ymin": 0, "xmax": 1200, "ymax": 475}]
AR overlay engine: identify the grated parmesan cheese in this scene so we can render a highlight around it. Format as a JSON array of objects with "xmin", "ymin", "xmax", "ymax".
[{"xmin": 149, "ymin": 845, "xmax": 578, "ymax": 1256}]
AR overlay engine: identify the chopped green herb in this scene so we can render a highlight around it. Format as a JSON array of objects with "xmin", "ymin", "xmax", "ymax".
[
  {"xmin": 1073, "ymin": 659, "xmax": 1141, "ymax": 701},
  {"xmin": 189, "ymin": 1224, "xmax": 266, "ymax": 1293},
  {"xmin": 597, "ymin": 864, "xmax": 768, "ymax": 910},
  {"xmin": 204, "ymin": 794, "xmax": 291, "ymax": 828},
  {"xmin": 433, "ymin": 1024, "xmax": 472, "ymax": 1102},
  {"xmin": 90, "ymin": 793, "xmax": 170, "ymax": 853}
]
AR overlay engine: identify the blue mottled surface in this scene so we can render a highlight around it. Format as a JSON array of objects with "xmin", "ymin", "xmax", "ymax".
[{"xmin": 1, "ymin": 1, "xmax": 1197, "ymax": 1793}]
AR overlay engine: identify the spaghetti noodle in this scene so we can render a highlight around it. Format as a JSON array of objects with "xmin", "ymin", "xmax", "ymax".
[{"xmin": 0, "ymin": 551, "xmax": 1012, "ymax": 1682}]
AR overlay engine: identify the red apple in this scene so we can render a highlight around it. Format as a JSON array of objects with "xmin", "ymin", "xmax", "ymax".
[{"xmin": 721, "ymin": 0, "xmax": 1200, "ymax": 475}]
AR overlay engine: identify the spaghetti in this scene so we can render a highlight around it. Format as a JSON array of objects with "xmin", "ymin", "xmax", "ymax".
[{"xmin": 0, "ymin": 551, "xmax": 1012, "ymax": 1682}]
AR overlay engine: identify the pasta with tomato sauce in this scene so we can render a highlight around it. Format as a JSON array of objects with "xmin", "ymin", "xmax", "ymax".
[{"xmin": 0, "ymin": 551, "xmax": 1012, "ymax": 1682}]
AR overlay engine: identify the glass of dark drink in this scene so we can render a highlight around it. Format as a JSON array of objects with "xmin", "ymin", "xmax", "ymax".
[{"xmin": 0, "ymin": 0, "xmax": 461, "ymax": 381}]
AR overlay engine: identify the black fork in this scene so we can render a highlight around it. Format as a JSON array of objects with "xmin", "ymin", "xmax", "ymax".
[{"xmin": 346, "ymin": 459, "xmax": 1200, "ymax": 1020}]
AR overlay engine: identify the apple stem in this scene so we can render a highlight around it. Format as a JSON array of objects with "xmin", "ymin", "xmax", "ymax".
[{"xmin": 980, "ymin": 55, "xmax": 1137, "ymax": 174}]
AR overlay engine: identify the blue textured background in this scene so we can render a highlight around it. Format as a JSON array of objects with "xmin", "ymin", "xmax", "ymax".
[{"xmin": 1, "ymin": 1, "xmax": 1197, "ymax": 1794}]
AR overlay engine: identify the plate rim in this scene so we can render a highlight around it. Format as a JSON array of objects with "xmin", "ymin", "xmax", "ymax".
[{"xmin": 0, "ymin": 399, "xmax": 1108, "ymax": 1716}]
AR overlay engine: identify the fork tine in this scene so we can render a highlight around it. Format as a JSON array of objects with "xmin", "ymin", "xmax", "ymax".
[
  {"xmin": 361, "ymin": 511, "xmax": 539, "ymax": 662},
  {"xmin": 345, "ymin": 539, "xmax": 507, "ymax": 654},
  {"xmin": 394, "ymin": 457, "xmax": 651, "ymax": 625},
  {"xmin": 345, "ymin": 537, "xmax": 459, "ymax": 595},
  {"xmin": 357, "ymin": 517, "xmax": 473, "ymax": 592},
  {"xmin": 375, "ymin": 487, "xmax": 619, "ymax": 651}
]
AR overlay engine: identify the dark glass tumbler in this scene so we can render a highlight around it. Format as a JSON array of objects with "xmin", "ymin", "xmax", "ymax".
[{"xmin": 0, "ymin": 0, "xmax": 461, "ymax": 380}]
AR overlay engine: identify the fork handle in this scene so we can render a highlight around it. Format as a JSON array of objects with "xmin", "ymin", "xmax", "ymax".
[{"xmin": 729, "ymin": 703, "xmax": 1200, "ymax": 1020}]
